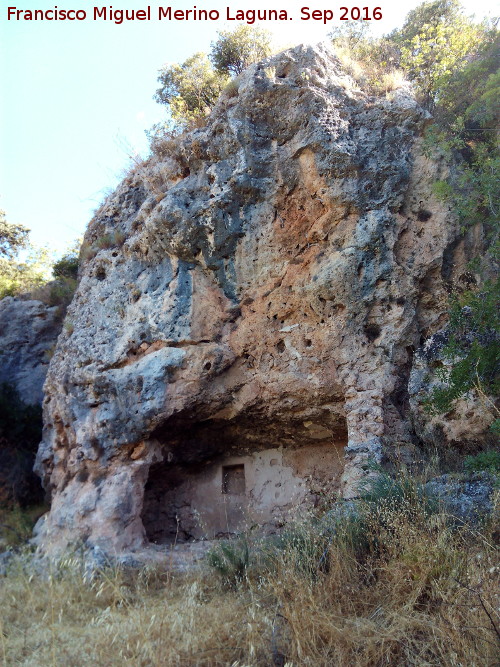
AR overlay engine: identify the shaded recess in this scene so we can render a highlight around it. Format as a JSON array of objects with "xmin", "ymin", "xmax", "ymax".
[{"xmin": 142, "ymin": 413, "xmax": 347, "ymax": 544}]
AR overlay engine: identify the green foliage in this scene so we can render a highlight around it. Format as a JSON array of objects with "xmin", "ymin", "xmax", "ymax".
[
  {"xmin": 153, "ymin": 25, "xmax": 273, "ymax": 132},
  {"xmin": 266, "ymin": 519, "xmax": 336, "ymax": 577},
  {"xmin": 330, "ymin": 23, "xmax": 404, "ymax": 95},
  {"xmin": 426, "ymin": 279, "xmax": 500, "ymax": 418},
  {"xmin": 0, "ymin": 210, "xmax": 29, "ymax": 260},
  {"xmin": 360, "ymin": 468, "xmax": 440, "ymax": 517},
  {"xmin": 210, "ymin": 25, "xmax": 272, "ymax": 76},
  {"xmin": 392, "ymin": 0, "xmax": 487, "ymax": 108},
  {"xmin": 436, "ymin": 30, "xmax": 500, "ymax": 126},
  {"xmin": 154, "ymin": 52, "xmax": 228, "ymax": 130},
  {"xmin": 207, "ymin": 538, "xmax": 249, "ymax": 586},
  {"xmin": 464, "ymin": 450, "xmax": 500, "ymax": 474},
  {"xmin": 0, "ymin": 244, "xmax": 53, "ymax": 299},
  {"xmin": 45, "ymin": 242, "xmax": 80, "ymax": 309},
  {"xmin": 330, "ymin": 19, "xmax": 372, "ymax": 49},
  {"xmin": 53, "ymin": 251, "xmax": 79, "ymax": 280},
  {"xmin": 48, "ymin": 278, "xmax": 78, "ymax": 309},
  {"xmin": 0, "ymin": 211, "xmax": 81, "ymax": 301}
]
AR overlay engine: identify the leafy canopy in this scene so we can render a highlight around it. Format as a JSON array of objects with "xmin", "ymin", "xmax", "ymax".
[
  {"xmin": 0, "ymin": 210, "xmax": 29, "ymax": 260},
  {"xmin": 0, "ymin": 212, "xmax": 53, "ymax": 299},
  {"xmin": 0, "ymin": 211, "xmax": 81, "ymax": 301},
  {"xmin": 154, "ymin": 25, "xmax": 273, "ymax": 131},
  {"xmin": 210, "ymin": 24, "xmax": 272, "ymax": 76},
  {"xmin": 392, "ymin": 1, "xmax": 489, "ymax": 108},
  {"xmin": 155, "ymin": 52, "xmax": 228, "ymax": 128}
]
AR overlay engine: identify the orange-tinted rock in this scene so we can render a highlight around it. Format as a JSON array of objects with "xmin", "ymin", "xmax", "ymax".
[{"xmin": 34, "ymin": 45, "xmax": 480, "ymax": 554}]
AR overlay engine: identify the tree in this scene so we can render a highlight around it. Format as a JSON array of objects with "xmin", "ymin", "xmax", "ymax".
[
  {"xmin": 391, "ymin": 0, "xmax": 488, "ymax": 108},
  {"xmin": 154, "ymin": 52, "xmax": 228, "ymax": 129},
  {"xmin": 330, "ymin": 20, "xmax": 373, "ymax": 50},
  {"xmin": 0, "ymin": 245, "xmax": 53, "ymax": 299},
  {"xmin": 52, "ymin": 240, "xmax": 80, "ymax": 280},
  {"xmin": 393, "ymin": 0, "xmax": 463, "ymax": 43},
  {"xmin": 0, "ymin": 210, "xmax": 29, "ymax": 259},
  {"xmin": 0, "ymin": 210, "xmax": 54, "ymax": 299},
  {"xmin": 210, "ymin": 25, "xmax": 272, "ymax": 76},
  {"xmin": 153, "ymin": 25, "xmax": 273, "ymax": 132}
]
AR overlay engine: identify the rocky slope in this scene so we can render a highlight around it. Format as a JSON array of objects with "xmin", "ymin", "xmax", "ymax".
[{"xmin": 34, "ymin": 44, "xmax": 482, "ymax": 554}]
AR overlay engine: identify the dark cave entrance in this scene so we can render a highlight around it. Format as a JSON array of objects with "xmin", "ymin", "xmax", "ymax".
[{"xmin": 141, "ymin": 414, "xmax": 347, "ymax": 544}]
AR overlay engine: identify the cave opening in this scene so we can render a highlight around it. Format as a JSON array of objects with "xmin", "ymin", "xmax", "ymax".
[{"xmin": 141, "ymin": 414, "xmax": 348, "ymax": 545}]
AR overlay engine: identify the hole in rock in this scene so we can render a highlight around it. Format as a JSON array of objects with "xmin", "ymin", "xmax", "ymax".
[
  {"xmin": 364, "ymin": 324, "xmax": 381, "ymax": 342},
  {"xmin": 141, "ymin": 414, "xmax": 347, "ymax": 544},
  {"xmin": 417, "ymin": 209, "xmax": 432, "ymax": 222}
]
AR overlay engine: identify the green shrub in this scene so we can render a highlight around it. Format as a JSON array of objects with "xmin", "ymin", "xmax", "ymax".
[
  {"xmin": 464, "ymin": 450, "xmax": 500, "ymax": 475},
  {"xmin": 207, "ymin": 537, "xmax": 250, "ymax": 586},
  {"xmin": 425, "ymin": 278, "xmax": 500, "ymax": 423},
  {"xmin": 53, "ymin": 254, "xmax": 79, "ymax": 280},
  {"xmin": 360, "ymin": 468, "xmax": 440, "ymax": 517}
]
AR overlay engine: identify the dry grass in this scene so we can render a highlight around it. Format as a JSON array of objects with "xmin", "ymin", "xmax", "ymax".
[
  {"xmin": 336, "ymin": 47, "xmax": 406, "ymax": 97},
  {"xmin": 1, "ymin": 491, "xmax": 498, "ymax": 666}
]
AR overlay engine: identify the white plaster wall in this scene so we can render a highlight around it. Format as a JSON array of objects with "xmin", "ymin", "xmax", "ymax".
[{"xmin": 147, "ymin": 440, "xmax": 345, "ymax": 541}]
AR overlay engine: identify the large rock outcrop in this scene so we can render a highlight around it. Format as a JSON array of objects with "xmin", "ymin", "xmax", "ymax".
[
  {"xmin": 35, "ymin": 44, "xmax": 478, "ymax": 554},
  {"xmin": 0, "ymin": 297, "xmax": 62, "ymax": 504},
  {"xmin": 0, "ymin": 297, "xmax": 61, "ymax": 406}
]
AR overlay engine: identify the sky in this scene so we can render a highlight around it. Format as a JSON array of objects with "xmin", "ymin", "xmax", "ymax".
[{"xmin": 0, "ymin": 0, "xmax": 496, "ymax": 253}]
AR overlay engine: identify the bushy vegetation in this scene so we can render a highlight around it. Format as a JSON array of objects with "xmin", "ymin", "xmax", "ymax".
[
  {"xmin": 464, "ymin": 449, "xmax": 500, "ymax": 474},
  {"xmin": 425, "ymin": 278, "xmax": 500, "ymax": 428},
  {"xmin": 0, "ymin": 210, "xmax": 53, "ymax": 299},
  {"xmin": 1, "ymin": 473, "xmax": 498, "ymax": 665},
  {"xmin": 0, "ymin": 212, "xmax": 80, "ymax": 308},
  {"xmin": 151, "ymin": 25, "xmax": 273, "ymax": 135},
  {"xmin": 210, "ymin": 24, "xmax": 273, "ymax": 76}
]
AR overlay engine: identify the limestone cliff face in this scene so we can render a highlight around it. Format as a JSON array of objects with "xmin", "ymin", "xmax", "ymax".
[{"xmin": 35, "ymin": 45, "xmax": 475, "ymax": 553}]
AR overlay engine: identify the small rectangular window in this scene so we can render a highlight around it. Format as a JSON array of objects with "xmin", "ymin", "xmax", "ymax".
[{"xmin": 222, "ymin": 464, "xmax": 245, "ymax": 495}]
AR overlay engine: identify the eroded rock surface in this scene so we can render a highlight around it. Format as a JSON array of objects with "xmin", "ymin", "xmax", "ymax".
[
  {"xmin": 0, "ymin": 297, "xmax": 62, "ymax": 504},
  {"xmin": 35, "ymin": 44, "xmax": 477, "ymax": 554},
  {"xmin": 0, "ymin": 297, "xmax": 61, "ymax": 405}
]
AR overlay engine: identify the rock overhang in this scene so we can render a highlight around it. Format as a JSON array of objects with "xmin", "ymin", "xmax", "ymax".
[{"xmin": 33, "ymin": 43, "xmax": 470, "ymax": 554}]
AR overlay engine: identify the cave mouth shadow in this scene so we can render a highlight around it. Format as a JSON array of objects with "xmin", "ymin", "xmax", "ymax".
[{"xmin": 142, "ymin": 415, "xmax": 347, "ymax": 545}]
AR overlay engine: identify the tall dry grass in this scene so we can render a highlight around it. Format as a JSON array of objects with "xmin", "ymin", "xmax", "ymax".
[{"xmin": 1, "ymin": 483, "xmax": 498, "ymax": 666}]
